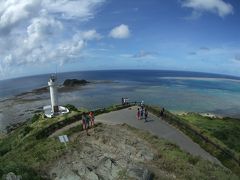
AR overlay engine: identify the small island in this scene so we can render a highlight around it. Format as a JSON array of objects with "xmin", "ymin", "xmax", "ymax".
[
  {"xmin": 8, "ymin": 79, "xmax": 90, "ymax": 100},
  {"xmin": 63, "ymin": 79, "xmax": 89, "ymax": 87}
]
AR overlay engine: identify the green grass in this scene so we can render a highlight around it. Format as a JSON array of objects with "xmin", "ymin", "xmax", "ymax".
[
  {"xmin": 0, "ymin": 104, "xmax": 132, "ymax": 179},
  {"xmin": 178, "ymin": 113, "xmax": 240, "ymax": 154},
  {"xmin": 0, "ymin": 104, "xmax": 88, "ymax": 179},
  {"xmin": 124, "ymin": 124, "xmax": 238, "ymax": 180},
  {"xmin": 176, "ymin": 113, "xmax": 240, "ymax": 176},
  {"xmin": 1, "ymin": 104, "xmax": 238, "ymax": 179},
  {"xmin": 0, "ymin": 114, "xmax": 70, "ymax": 179},
  {"xmin": 146, "ymin": 105, "xmax": 240, "ymax": 177}
]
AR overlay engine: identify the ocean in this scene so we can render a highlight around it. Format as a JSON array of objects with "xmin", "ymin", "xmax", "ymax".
[{"xmin": 1, "ymin": 70, "xmax": 240, "ymax": 131}]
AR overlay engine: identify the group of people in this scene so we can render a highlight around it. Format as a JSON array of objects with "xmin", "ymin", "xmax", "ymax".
[
  {"xmin": 121, "ymin": 97, "xmax": 129, "ymax": 105},
  {"xmin": 137, "ymin": 102, "xmax": 148, "ymax": 122},
  {"xmin": 82, "ymin": 111, "xmax": 95, "ymax": 135}
]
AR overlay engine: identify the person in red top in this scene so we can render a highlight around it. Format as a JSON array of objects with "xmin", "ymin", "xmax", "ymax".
[{"xmin": 89, "ymin": 111, "xmax": 95, "ymax": 127}]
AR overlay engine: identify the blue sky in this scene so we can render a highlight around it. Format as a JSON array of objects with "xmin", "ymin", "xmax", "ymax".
[{"xmin": 0, "ymin": 0, "xmax": 239, "ymax": 79}]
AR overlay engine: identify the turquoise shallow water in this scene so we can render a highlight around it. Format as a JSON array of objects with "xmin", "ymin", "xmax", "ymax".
[
  {"xmin": 1, "ymin": 70, "xmax": 240, "ymax": 130},
  {"xmin": 59, "ymin": 78, "xmax": 240, "ymax": 116}
]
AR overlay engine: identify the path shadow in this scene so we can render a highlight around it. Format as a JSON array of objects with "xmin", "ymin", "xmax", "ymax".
[{"xmin": 144, "ymin": 119, "xmax": 154, "ymax": 123}]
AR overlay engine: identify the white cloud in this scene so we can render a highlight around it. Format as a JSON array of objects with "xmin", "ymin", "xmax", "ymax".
[
  {"xmin": 43, "ymin": 0, "xmax": 105, "ymax": 20},
  {"xmin": 3, "ymin": 54, "xmax": 13, "ymax": 65},
  {"xmin": 0, "ymin": 0, "xmax": 41, "ymax": 33},
  {"xmin": 24, "ymin": 15, "xmax": 63, "ymax": 48},
  {"xmin": 109, "ymin": 24, "xmax": 130, "ymax": 39},
  {"xmin": 0, "ymin": 0, "xmax": 105, "ymax": 78},
  {"xmin": 82, "ymin": 29, "xmax": 102, "ymax": 40},
  {"xmin": 0, "ymin": 0, "xmax": 105, "ymax": 34},
  {"xmin": 181, "ymin": 0, "xmax": 233, "ymax": 17}
]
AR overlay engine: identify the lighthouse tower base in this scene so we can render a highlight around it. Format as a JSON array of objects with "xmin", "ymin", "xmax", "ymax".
[{"xmin": 43, "ymin": 105, "xmax": 69, "ymax": 118}]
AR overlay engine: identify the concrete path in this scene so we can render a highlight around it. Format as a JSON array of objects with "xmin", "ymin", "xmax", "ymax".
[{"xmin": 95, "ymin": 106, "xmax": 221, "ymax": 165}]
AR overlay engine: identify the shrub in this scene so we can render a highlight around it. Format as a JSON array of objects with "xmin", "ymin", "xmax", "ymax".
[
  {"xmin": 31, "ymin": 114, "xmax": 42, "ymax": 123},
  {"xmin": 21, "ymin": 126, "xmax": 33, "ymax": 136},
  {"xmin": 0, "ymin": 162, "xmax": 41, "ymax": 180},
  {"xmin": 65, "ymin": 104, "xmax": 78, "ymax": 112}
]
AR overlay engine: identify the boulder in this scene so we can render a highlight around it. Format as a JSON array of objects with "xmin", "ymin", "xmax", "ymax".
[{"xmin": 3, "ymin": 172, "xmax": 22, "ymax": 180}]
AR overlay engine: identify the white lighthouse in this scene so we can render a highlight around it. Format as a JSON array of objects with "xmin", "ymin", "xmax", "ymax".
[
  {"xmin": 43, "ymin": 75, "xmax": 69, "ymax": 118},
  {"xmin": 48, "ymin": 75, "xmax": 59, "ymax": 114}
]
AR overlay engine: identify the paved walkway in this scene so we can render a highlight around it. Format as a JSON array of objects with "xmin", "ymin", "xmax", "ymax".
[{"xmin": 95, "ymin": 106, "xmax": 221, "ymax": 165}]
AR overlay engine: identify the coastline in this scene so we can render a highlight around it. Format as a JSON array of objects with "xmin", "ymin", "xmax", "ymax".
[
  {"xmin": 0, "ymin": 79, "xmax": 118, "ymax": 131},
  {"xmin": 1, "ymin": 71, "xmax": 240, "ymax": 131}
]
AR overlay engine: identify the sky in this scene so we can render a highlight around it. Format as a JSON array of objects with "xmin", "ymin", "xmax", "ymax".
[{"xmin": 0, "ymin": 0, "xmax": 239, "ymax": 80}]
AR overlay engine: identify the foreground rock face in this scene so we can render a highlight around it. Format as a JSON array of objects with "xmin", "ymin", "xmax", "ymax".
[{"xmin": 48, "ymin": 124, "xmax": 156, "ymax": 180}]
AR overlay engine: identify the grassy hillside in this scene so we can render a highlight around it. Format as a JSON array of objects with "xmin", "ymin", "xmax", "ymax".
[
  {"xmin": 177, "ymin": 113, "xmax": 240, "ymax": 155},
  {"xmin": 125, "ymin": 124, "xmax": 237, "ymax": 180},
  {"xmin": 146, "ymin": 105, "xmax": 240, "ymax": 177},
  {"xmin": 0, "ymin": 105, "xmax": 238, "ymax": 179}
]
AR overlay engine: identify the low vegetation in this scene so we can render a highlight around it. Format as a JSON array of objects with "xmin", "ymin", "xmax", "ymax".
[
  {"xmin": 0, "ymin": 104, "xmax": 132, "ymax": 179},
  {"xmin": 0, "ymin": 104, "xmax": 238, "ymax": 179},
  {"xmin": 146, "ymin": 105, "xmax": 240, "ymax": 177},
  {"xmin": 125, "ymin": 124, "xmax": 237, "ymax": 180},
  {"xmin": 178, "ymin": 113, "xmax": 240, "ymax": 154}
]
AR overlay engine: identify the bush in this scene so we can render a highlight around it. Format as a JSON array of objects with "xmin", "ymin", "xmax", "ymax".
[
  {"xmin": 31, "ymin": 114, "xmax": 42, "ymax": 123},
  {"xmin": 21, "ymin": 126, "xmax": 33, "ymax": 136},
  {"xmin": 65, "ymin": 104, "xmax": 78, "ymax": 112},
  {"xmin": 0, "ymin": 144, "xmax": 11, "ymax": 156},
  {"xmin": 0, "ymin": 162, "xmax": 41, "ymax": 180}
]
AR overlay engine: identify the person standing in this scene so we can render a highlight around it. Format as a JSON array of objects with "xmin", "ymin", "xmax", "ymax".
[
  {"xmin": 82, "ymin": 112, "xmax": 90, "ymax": 135},
  {"xmin": 89, "ymin": 111, "xmax": 95, "ymax": 127},
  {"xmin": 140, "ymin": 100, "xmax": 144, "ymax": 110},
  {"xmin": 137, "ymin": 108, "xmax": 140, "ymax": 120},
  {"xmin": 144, "ymin": 108, "xmax": 148, "ymax": 122},
  {"xmin": 140, "ymin": 108, "xmax": 144, "ymax": 119},
  {"xmin": 82, "ymin": 112, "xmax": 86, "ymax": 130}
]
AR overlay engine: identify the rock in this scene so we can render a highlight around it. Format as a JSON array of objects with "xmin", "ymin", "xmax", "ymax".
[
  {"xmin": 32, "ymin": 86, "xmax": 48, "ymax": 93},
  {"xmin": 48, "ymin": 124, "xmax": 156, "ymax": 180},
  {"xmin": 50, "ymin": 166, "xmax": 80, "ymax": 180},
  {"xmin": 63, "ymin": 79, "xmax": 89, "ymax": 87},
  {"xmin": 136, "ymin": 150, "xmax": 154, "ymax": 161},
  {"xmin": 96, "ymin": 157, "xmax": 121, "ymax": 179},
  {"xmin": 4, "ymin": 172, "xmax": 22, "ymax": 180},
  {"xmin": 85, "ymin": 171, "xmax": 99, "ymax": 180},
  {"xmin": 127, "ymin": 167, "xmax": 154, "ymax": 180}
]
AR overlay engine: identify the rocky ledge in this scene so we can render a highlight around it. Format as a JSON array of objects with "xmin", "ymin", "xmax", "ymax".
[{"xmin": 48, "ymin": 124, "xmax": 156, "ymax": 180}]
